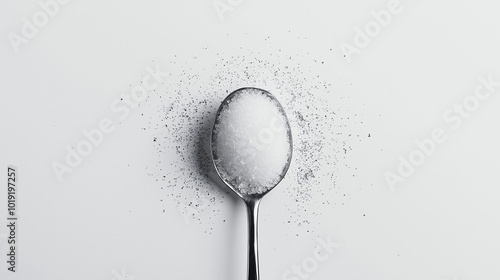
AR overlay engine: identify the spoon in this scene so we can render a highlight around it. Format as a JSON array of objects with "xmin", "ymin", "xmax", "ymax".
[{"xmin": 211, "ymin": 87, "xmax": 293, "ymax": 280}]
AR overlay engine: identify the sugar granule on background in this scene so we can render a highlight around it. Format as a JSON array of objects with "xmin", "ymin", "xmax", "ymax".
[{"xmin": 139, "ymin": 42, "xmax": 365, "ymax": 235}]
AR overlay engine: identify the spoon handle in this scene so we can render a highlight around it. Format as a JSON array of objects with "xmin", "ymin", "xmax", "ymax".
[{"xmin": 245, "ymin": 198, "xmax": 261, "ymax": 280}]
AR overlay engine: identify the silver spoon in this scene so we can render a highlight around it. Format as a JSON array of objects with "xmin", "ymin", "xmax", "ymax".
[{"xmin": 211, "ymin": 87, "xmax": 293, "ymax": 280}]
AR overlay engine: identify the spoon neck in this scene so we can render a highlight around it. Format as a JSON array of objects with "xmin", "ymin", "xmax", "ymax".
[
  {"xmin": 244, "ymin": 198, "xmax": 261, "ymax": 230},
  {"xmin": 244, "ymin": 196, "xmax": 261, "ymax": 208}
]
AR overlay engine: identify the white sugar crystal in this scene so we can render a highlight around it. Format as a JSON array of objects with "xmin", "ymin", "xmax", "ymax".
[{"xmin": 213, "ymin": 88, "xmax": 291, "ymax": 195}]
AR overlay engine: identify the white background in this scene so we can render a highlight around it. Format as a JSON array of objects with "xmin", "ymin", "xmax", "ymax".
[{"xmin": 1, "ymin": 0, "xmax": 500, "ymax": 279}]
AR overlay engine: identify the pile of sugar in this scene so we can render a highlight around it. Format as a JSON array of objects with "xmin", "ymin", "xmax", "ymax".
[{"xmin": 212, "ymin": 88, "xmax": 291, "ymax": 195}]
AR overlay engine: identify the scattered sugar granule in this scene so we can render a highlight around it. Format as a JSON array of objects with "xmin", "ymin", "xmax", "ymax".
[{"xmin": 212, "ymin": 88, "xmax": 292, "ymax": 195}]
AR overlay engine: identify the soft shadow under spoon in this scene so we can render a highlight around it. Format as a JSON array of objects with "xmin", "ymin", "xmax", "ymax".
[{"xmin": 211, "ymin": 87, "xmax": 293, "ymax": 280}]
